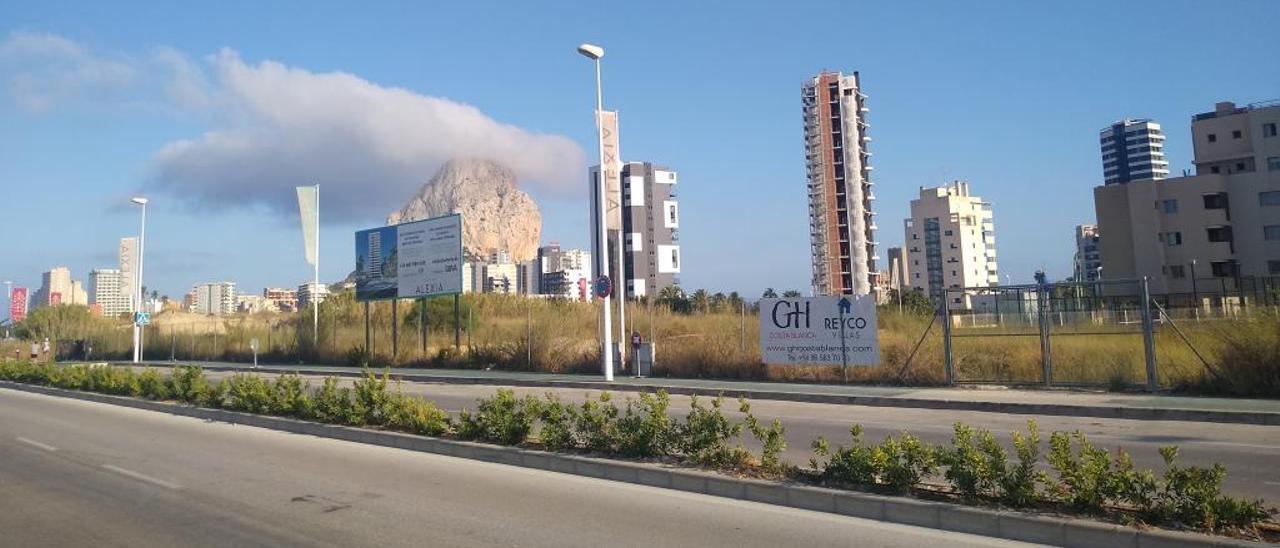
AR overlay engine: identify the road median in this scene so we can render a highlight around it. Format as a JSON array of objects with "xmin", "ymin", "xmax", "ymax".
[{"xmin": 1, "ymin": 378, "xmax": 1270, "ymax": 548}]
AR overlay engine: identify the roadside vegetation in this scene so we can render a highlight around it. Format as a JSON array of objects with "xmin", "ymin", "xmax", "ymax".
[
  {"xmin": 12, "ymin": 290, "xmax": 1280, "ymax": 397},
  {"xmin": 0, "ymin": 361, "xmax": 1273, "ymax": 539}
]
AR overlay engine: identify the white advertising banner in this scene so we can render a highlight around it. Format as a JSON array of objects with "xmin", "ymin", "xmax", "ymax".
[
  {"xmin": 759, "ymin": 295, "xmax": 880, "ymax": 366},
  {"xmin": 598, "ymin": 110, "xmax": 622, "ymax": 231},
  {"xmin": 396, "ymin": 214, "xmax": 463, "ymax": 298}
]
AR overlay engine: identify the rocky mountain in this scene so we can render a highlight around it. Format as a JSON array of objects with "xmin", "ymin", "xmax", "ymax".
[{"xmin": 386, "ymin": 158, "xmax": 542, "ymax": 263}]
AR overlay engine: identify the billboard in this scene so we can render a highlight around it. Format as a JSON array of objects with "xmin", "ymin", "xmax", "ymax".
[
  {"xmin": 759, "ymin": 295, "xmax": 880, "ymax": 366},
  {"xmin": 9, "ymin": 287, "xmax": 27, "ymax": 323},
  {"xmin": 355, "ymin": 214, "xmax": 462, "ymax": 301}
]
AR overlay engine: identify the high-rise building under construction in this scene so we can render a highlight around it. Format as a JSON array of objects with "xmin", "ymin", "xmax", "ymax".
[{"xmin": 802, "ymin": 71, "xmax": 876, "ymax": 296}]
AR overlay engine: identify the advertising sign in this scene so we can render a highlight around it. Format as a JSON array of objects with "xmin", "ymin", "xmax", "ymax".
[
  {"xmin": 598, "ymin": 110, "xmax": 622, "ymax": 231},
  {"xmin": 355, "ymin": 214, "xmax": 462, "ymax": 301},
  {"xmin": 759, "ymin": 295, "xmax": 880, "ymax": 366},
  {"xmin": 9, "ymin": 287, "xmax": 27, "ymax": 323}
]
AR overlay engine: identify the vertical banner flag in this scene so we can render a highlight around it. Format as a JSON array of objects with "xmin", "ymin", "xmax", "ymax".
[
  {"xmin": 9, "ymin": 287, "xmax": 27, "ymax": 323},
  {"xmin": 296, "ymin": 186, "xmax": 319, "ymax": 266},
  {"xmin": 598, "ymin": 110, "xmax": 622, "ymax": 231}
]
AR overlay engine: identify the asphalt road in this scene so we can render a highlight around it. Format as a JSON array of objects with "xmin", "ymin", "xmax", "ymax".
[
  {"xmin": 185, "ymin": 369, "xmax": 1280, "ymax": 503},
  {"xmin": 0, "ymin": 388, "xmax": 1039, "ymax": 548}
]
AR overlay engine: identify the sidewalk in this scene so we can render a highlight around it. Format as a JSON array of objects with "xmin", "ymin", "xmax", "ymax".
[{"xmin": 125, "ymin": 360, "xmax": 1280, "ymax": 426}]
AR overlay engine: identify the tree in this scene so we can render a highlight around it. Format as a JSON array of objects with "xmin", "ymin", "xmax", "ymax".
[
  {"xmin": 657, "ymin": 285, "xmax": 689, "ymax": 313},
  {"xmin": 782, "ymin": 290, "xmax": 803, "ymax": 298},
  {"xmin": 889, "ymin": 289, "xmax": 935, "ymax": 316},
  {"xmin": 690, "ymin": 289, "xmax": 710, "ymax": 314},
  {"xmin": 762, "ymin": 288, "xmax": 778, "ymax": 299}
]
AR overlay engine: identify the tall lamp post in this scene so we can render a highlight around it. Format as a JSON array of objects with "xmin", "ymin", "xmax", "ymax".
[
  {"xmin": 131, "ymin": 197, "xmax": 149, "ymax": 363},
  {"xmin": 1189, "ymin": 259, "xmax": 1198, "ymax": 310},
  {"xmin": 578, "ymin": 42, "xmax": 614, "ymax": 382}
]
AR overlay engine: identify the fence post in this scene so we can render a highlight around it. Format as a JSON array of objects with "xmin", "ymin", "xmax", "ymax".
[
  {"xmin": 391, "ymin": 298, "xmax": 398, "ymax": 362},
  {"xmin": 941, "ymin": 294, "xmax": 954, "ymax": 386},
  {"xmin": 1140, "ymin": 277, "xmax": 1159, "ymax": 391},
  {"xmin": 364, "ymin": 301, "xmax": 371, "ymax": 354},
  {"xmin": 1037, "ymin": 282, "xmax": 1052, "ymax": 388}
]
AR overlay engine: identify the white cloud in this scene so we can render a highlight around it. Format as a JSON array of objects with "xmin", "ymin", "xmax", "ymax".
[
  {"xmin": 148, "ymin": 49, "xmax": 584, "ymax": 222},
  {"xmin": 0, "ymin": 31, "xmax": 137, "ymax": 111},
  {"xmin": 1, "ymin": 33, "xmax": 586, "ymax": 223}
]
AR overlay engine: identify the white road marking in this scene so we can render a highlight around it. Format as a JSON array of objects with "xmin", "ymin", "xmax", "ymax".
[
  {"xmin": 101, "ymin": 464, "xmax": 181, "ymax": 490},
  {"xmin": 15, "ymin": 437, "xmax": 57, "ymax": 452},
  {"xmin": 1266, "ymin": 481, "xmax": 1280, "ymax": 487}
]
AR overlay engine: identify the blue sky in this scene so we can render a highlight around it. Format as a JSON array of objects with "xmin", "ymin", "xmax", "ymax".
[{"xmin": 2, "ymin": 0, "xmax": 1278, "ymax": 303}]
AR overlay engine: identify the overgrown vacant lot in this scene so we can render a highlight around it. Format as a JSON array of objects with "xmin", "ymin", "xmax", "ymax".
[{"xmin": 13, "ymin": 292, "xmax": 1280, "ymax": 397}]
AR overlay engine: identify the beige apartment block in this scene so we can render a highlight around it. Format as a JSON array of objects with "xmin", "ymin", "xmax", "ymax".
[
  {"xmin": 1094, "ymin": 100, "xmax": 1280, "ymax": 294},
  {"xmin": 903, "ymin": 181, "xmax": 998, "ymax": 308}
]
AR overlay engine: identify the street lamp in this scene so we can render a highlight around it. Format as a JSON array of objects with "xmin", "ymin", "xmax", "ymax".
[
  {"xmin": 131, "ymin": 197, "xmax": 148, "ymax": 363},
  {"xmin": 1189, "ymin": 259, "xmax": 1198, "ymax": 311},
  {"xmin": 578, "ymin": 42, "xmax": 614, "ymax": 382}
]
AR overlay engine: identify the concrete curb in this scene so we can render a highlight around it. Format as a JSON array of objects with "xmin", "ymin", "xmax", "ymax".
[
  {"xmin": 128, "ymin": 362, "xmax": 1280, "ymax": 426},
  {"xmin": 2, "ymin": 381, "xmax": 1268, "ymax": 547}
]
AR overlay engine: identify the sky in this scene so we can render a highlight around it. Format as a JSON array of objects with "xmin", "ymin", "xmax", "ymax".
[{"xmin": 2, "ymin": 0, "xmax": 1278, "ymax": 303}]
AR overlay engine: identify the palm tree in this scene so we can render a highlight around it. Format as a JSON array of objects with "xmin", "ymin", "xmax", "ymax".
[
  {"xmin": 690, "ymin": 289, "xmax": 710, "ymax": 314},
  {"xmin": 782, "ymin": 290, "xmax": 802, "ymax": 298},
  {"xmin": 762, "ymin": 288, "xmax": 778, "ymax": 299}
]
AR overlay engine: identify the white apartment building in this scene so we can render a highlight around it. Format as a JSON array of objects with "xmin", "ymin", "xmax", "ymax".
[
  {"xmin": 31, "ymin": 267, "xmax": 86, "ymax": 308},
  {"xmin": 297, "ymin": 281, "xmax": 329, "ymax": 310},
  {"xmin": 803, "ymin": 71, "xmax": 876, "ymax": 296},
  {"xmin": 88, "ymin": 269, "xmax": 130, "ymax": 318},
  {"xmin": 191, "ymin": 282, "xmax": 237, "ymax": 315},
  {"xmin": 1101, "ymin": 119, "xmax": 1169, "ymax": 185},
  {"xmin": 1095, "ymin": 100, "xmax": 1280, "ymax": 294},
  {"xmin": 903, "ymin": 182, "xmax": 998, "ymax": 308}
]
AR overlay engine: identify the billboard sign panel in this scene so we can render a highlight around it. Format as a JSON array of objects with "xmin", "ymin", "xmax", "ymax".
[
  {"xmin": 355, "ymin": 214, "xmax": 462, "ymax": 301},
  {"xmin": 759, "ymin": 295, "xmax": 880, "ymax": 366},
  {"xmin": 598, "ymin": 110, "xmax": 622, "ymax": 231},
  {"xmin": 9, "ymin": 287, "xmax": 27, "ymax": 323}
]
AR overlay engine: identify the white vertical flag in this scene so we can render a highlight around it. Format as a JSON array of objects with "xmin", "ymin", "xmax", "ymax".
[
  {"xmin": 598, "ymin": 110, "xmax": 622, "ymax": 231},
  {"xmin": 296, "ymin": 186, "xmax": 319, "ymax": 266}
]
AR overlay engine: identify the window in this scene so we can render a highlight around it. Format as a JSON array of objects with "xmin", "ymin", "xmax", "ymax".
[
  {"xmin": 1236, "ymin": 162, "xmax": 1246, "ymax": 172},
  {"xmin": 1166, "ymin": 265, "xmax": 1186, "ymax": 279},
  {"xmin": 1265, "ymin": 123, "xmax": 1278, "ymax": 138},
  {"xmin": 1161, "ymin": 199, "xmax": 1178, "ymax": 214},
  {"xmin": 1162, "ymin": 231, "xmax": 1182, "ymax": 246},
  {"xmin": 944, "ymin": 229, "xmax": 953, "ymax": 236},
  {"xmin": 1202, "ymin": 193, "xmax": 1227, "ymax": 210},
  {"xmin": 1211, "ymin": 261, "xmax": 1235, "ymax": 278},
  {"xmin": 1270, "ymin": 260, "xmax": 1280, "ymax": 275},
  {"xmin": 1206, "ymin": 226, "xmax": 1233, "ymax": 243},
  {"xmin": 1211, "ymin": 166, "xmax": 1221, "ymax": 174},
  {"xmin": 912, "ymin": 233, "xmax": 919, "ymax": 240},
  {"xmin": 1261, "ymin": 191, "xmax": 1280, "ymax": 206},
  {"xmin": 1207, "ymin": 133, "xmax": 1217, "ymax": 143},
  {"xmin": 1268, "ymin": 156, "xmax": 1280, "ymax": 171},
  {"xmin": 1232, "ymin": 130, "xmax": 1242, "ymax": 139},
  {"xmin": 1266, "ymin": 225, "xmax": 1280, "ymax": 241}
]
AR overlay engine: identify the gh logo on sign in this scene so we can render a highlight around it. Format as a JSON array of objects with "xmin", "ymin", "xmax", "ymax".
[{"xmin": 771, "ymin": 300, "xmax": 810, "ymax": 329}]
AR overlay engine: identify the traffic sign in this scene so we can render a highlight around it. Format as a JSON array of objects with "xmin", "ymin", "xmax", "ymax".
[
  {"xmin": 593, "ymin": 275, "xmax": 612, "ymax": 299},
  {"xmin": 134, "ymin": 312, "xmax": 150, "ymax": 326}
]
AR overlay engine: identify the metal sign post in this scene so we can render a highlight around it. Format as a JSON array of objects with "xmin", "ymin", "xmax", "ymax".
[
  {"xmin": 250, "ymin": 338, "xmax": 260, "ymax": 368},
  {"xmin": 838, "ymin": 296, "xmax": 850, "ymax": 383}
]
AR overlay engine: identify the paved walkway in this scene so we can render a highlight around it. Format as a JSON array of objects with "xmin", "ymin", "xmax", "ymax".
[{"xmin": 118, "ymin": 360, "xmax": 1280, "ymax": 425}]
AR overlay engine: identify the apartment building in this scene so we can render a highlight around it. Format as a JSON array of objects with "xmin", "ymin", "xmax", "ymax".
[
  {"xmin": 903, "ymin": 182, "xmax": 998, "ymax": 307},
  {"xmin": 620, "ymin": 162, "xmax": 680, "ymax": 298},
  {"xmin": 31, "ymin": 267, "xmax": 85, "ymax": 308},
  {"xmin": 263, "ymin": 288, "xmax": 297, "ymax": 312},
  {"xmin": 88, "ymin": 269, "xmax": 130, "ymax": 318},
  {"xmin": 1094, "ymin": 100, "xmax": 1280, "ymax": 294},
  {"xmin": 886, "ymin": 246, "xmax": 908, "ymax": 290},
  {"xmin": 297, "ymin": 281, "xmax": 329, "ymax": 310},
  {"xmin": 191, "ymin": 282, "xmax": 237, "ymax": 315},
  {"xmin": 803, "ymin": 71, "xmax": 876, "ymax": 296},
  {"xmin": 1101, "ymin": 119, "xmax": 1169, "ymax": 185},
  {"xmin": 1073, "ymin": 224, "xmax": 1102, "ymax": 282},
  {"xmin": 536, "ymin": 243, "xmax": 592, "ymax": 301}
]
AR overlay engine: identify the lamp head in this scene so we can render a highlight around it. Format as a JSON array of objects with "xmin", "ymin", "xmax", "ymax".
[
  {"xmin": 131, "ymin": 197, "xmax": 149, "ymax": 205},
  {"xmin": 576, "ymin": 43, "xmax": 604, "ymax": 60}
]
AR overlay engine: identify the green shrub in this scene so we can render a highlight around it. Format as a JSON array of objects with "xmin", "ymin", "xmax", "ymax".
[
  {"xmin": 351, "ymin": 369, "xmax": 393, "ymax": 426},
  {"xmin": 573, "ymin": 392, "xmax": 620, "ymax": 453},
  {"xmin": 168, "ymin": 366, "xmax": 215, "ymax": 406},
  {"xmin": 677, "ymin": 395, "xmax": 748, "ymax": 467},
  {"xmin": 269, "ymin": 373, "xmax": 312, "ymax": 416},
  {"xmin": 456, "ymin": 389, "xmax": 540, "ymax": 445},
  {"xmin": 741, "ymin": 398, "xmax": 787, "ymax": 473},
  {"xmin": 616, "ymin": 391, "xmax": 676, "ymax": 458},
  {"xmin": 309, "ymin": 376, "xmax": 355, "ymax": 424},
  {"xmin": 385, "ymin": 394, "xmax": 451, "ymax": 436},
  {"xmin": 1147, "ymin": 446, "xmax": 1269, "ymax": 529},
  {"xmin": 811, "ymin": 424, "xmax": 878, "ymax": 486},
  {"xmin": 1047, "ymin": 431, "xmax": 1116, "ymax": 513},
  {"xmin": 535, "ymin": 393, "xmax": 576, "ymax": 451},
  {"xmin": 1001, "ymin": 421, "xmax": 1044, "ymax": 507},
  {"xmin": 137, "ymin": 368, "xmax": 170, "ymax": 399},
  {"xmin": 224, "ymin": 373, "xmax": 273, "ymax": 413},
  {"xmin": 941, "ymin": 423, "xmax": 1002, "ymax": 499},
  {"xmin": 875, "ymin": 432, "xmax": 937, "ymax": 493}
]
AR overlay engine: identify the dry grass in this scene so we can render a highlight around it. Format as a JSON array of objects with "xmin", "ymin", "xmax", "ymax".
[{"xmin": 24, "ymin": 291, "xmax": 1280, "ymax": 396}]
